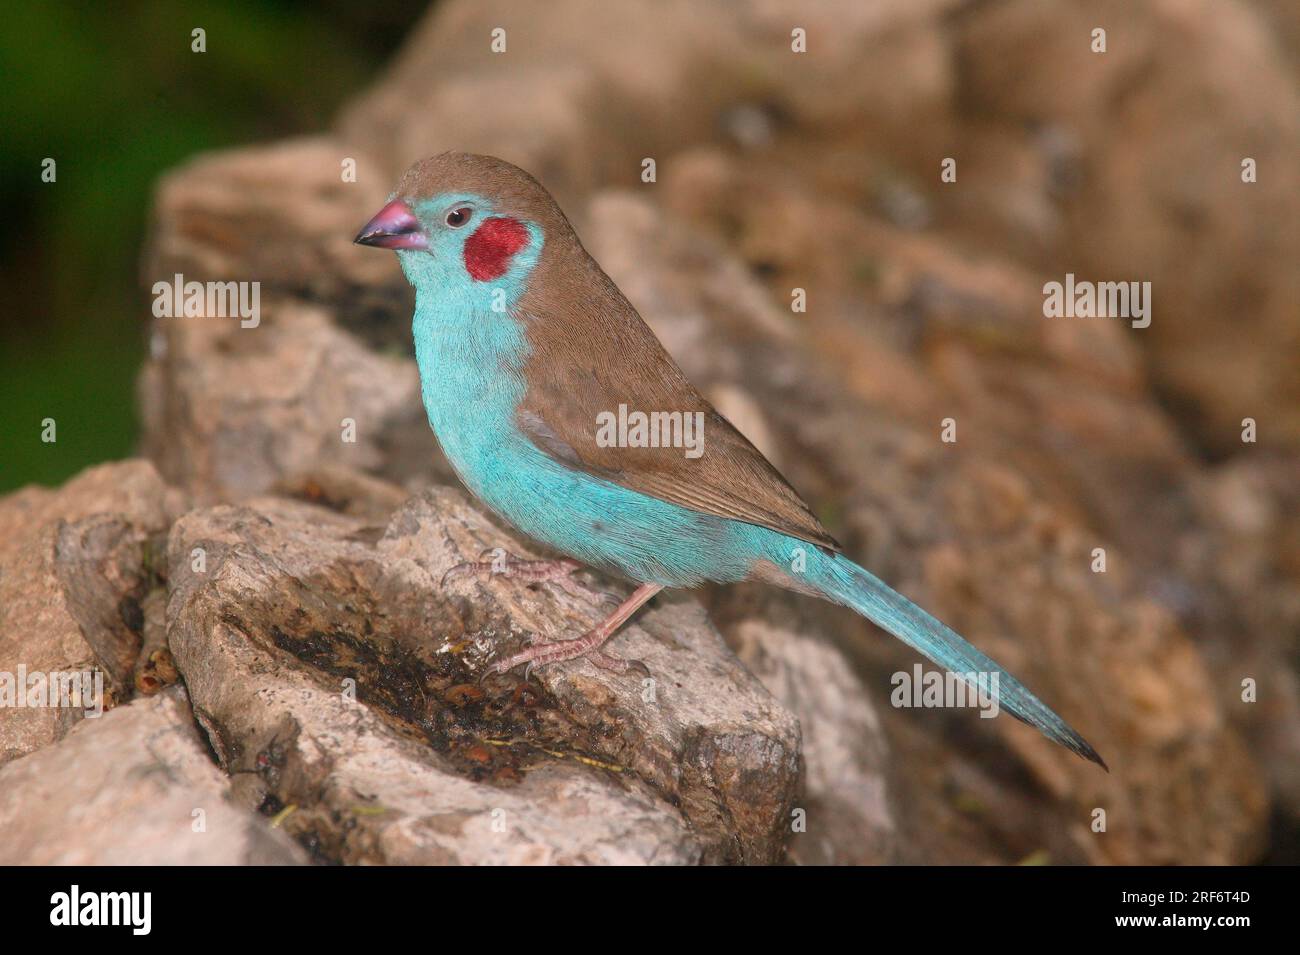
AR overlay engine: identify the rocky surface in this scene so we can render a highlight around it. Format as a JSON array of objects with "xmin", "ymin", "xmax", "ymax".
[
  {"xmin": 712, "ymin": 584, "xmax": 898, "ymax": 865},
  {"xmin": 2, "ymin": 0, "xmax": 1294, "ymax": 863},
  {"xmin": 0, "ymin": 688, "xmax": 304, "ymax": 865},
  {"xmin": 164, "ymin": 487, "xmax": 799, "ymax": 864},
  {"xmin": 0, "ymin": 461, "xmax": 185, "ymax": 764}
]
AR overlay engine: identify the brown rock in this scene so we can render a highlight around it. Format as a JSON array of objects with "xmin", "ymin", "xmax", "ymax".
[
  {"xmin": 0, "ymin": 687, "xmax": 304, "ymax": 865},
  {"xmin": 138, "ymin": 298, "xmax": 422, "ymax": 503},
  {"xmin": 712, "ymin": 584, "xmax": 899, "ymax": 865},
  {"xmin": 950, "ymin": 0, "xmax": 1300, "ymax": 452},
  {"xmin": 139, "ymin": 138, "xmax": 431, "ymax": 501},
  {"xmin": 0, "ymin": 461, "xmax": 184, "ymax": 764},
  {"xmin": 165, "ymin": 488, "xmax": 801, "ymax": 864}
]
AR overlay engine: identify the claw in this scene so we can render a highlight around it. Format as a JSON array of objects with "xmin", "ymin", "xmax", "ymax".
[
  {"xmin": 440, "ymin": 564, "xmax": 471, "ymax": 588},
  {"xmin": 472, "ymin": 583, "xmax": 663, "ymax": 680},
  {"xmin": 588, "ymin": 649, "xmax": 650, "ymax": 676}
]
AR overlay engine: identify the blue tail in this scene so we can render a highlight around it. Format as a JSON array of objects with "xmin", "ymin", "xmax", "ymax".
[{"xmin": 809, "ymin": 551, "xmax": 1106, "ymax": 769}]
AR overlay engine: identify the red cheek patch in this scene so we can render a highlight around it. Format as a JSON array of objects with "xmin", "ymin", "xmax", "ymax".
[{"xmin": 463, "ymin": 216, "xmax": 529, "ymax": 281}]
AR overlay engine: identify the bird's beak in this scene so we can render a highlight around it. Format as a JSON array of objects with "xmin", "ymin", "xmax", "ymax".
[{"xmin": 354, "ymin": 199, "xmax": 428, "ymax": 250}]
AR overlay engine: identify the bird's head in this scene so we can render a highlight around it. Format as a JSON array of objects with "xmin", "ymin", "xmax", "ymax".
[{"xmin": 354, "ymin": 153, "xmax": 565, "ymax": 308}]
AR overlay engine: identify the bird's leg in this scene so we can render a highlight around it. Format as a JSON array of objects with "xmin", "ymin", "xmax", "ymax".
[
  {"xmin": 490, "ymin": 583, "xmax": 663, "ymax": 677},
  {"xmin": 441, "ymin": 548, "xmax": 585, "ymax": 594}
]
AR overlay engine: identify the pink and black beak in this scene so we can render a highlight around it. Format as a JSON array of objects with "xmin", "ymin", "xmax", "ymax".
[{"xmin": 354, "ymin": 199, "xmax": 428, "ymax": 251}]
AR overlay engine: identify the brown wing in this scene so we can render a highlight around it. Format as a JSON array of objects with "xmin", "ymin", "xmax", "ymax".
[{"xmin": 515, "ymin": 252, "xmax": 840, "ymax": 554}]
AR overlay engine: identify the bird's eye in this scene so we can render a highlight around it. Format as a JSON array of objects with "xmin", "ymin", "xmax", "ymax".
[{"xmin": 445, "ymin": 207, "xmax": 472, "ymax": 228}]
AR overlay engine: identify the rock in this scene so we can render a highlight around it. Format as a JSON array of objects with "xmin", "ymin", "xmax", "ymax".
[
  {"xmin": 138, "ymin": 138, "xmax": 435, "ymax": 502},
  {"xmin": 144, "ymin": 137, "xmax": 400, "ymax": 308},
  {"xmin": 0, "ymin": 687, "xmax": 304, "ymax": 865},
  {"xmin": 338, "ymin": 1, "xmax": 749, "ymax": 210},
  {"xmin": 138, "ymin": 296, "xmax": 423, "ymax": 503},
  {"xmin": 0, "ymin": 461, "xmax": 184, "ymax": 764},
  {"xmin": 710, "ymin": 584, "xmax": 899, "ymax": 865},
  {"xmin": 950, "ymin": 0, "xmax": 1300, "ymax": 453},
  {"xmin": 1182, "ymin": 454, "xmax": 1300, "ymax": 826},
  {"xmin": 165, "ymin": 487, "xmax": 801, "ymax": 864}
]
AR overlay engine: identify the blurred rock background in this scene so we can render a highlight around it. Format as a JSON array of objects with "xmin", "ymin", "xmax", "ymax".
[{"xmin": 1, "ymin": 0, "xmax": 1297, "ymax": 864}]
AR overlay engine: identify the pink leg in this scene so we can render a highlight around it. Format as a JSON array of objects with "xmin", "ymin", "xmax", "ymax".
[
  {"xmin": 441, "ymin": 549, "xmax": 584, "ymax": 593},
  {"xmin": 490, "ymin": 583, "xmax": 664, "ymax": 677}
]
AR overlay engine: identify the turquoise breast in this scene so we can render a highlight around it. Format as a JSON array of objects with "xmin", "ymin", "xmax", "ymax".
[{"xmin": 409, "ymin": 293, "xmax": 780, "ymax": 587}]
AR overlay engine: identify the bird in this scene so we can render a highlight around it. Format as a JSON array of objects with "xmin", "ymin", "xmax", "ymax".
[{"xmin": 354, "ymin": 152, "xmax": 1106, "ymax": 769}]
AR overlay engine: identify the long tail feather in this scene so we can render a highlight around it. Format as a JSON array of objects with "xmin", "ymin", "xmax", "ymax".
[{"xmin": 810, "ymin": 552, "xmax": 1107, "ymax": 769}]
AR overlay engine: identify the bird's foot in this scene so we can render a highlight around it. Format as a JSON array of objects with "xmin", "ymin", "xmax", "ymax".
[
  {"xmin": 441, "ymin": 550, "xmax": 583, "ymax": 591},
  {"xmin": 486, "ymin": 582, "xmax": 663, "ymax": 680},
  {"xmin": 443, "ymin": 550, "xmax": 621, "ymax": 607},
  {"xmin": 490, "ymin": 629, "xmax": 649, "ymax": 680}
]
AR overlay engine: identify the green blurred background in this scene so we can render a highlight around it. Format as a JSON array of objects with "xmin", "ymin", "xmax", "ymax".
[{"xmin": 0, "ymin": 0, "xmax": 426, "ymax": 492}]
